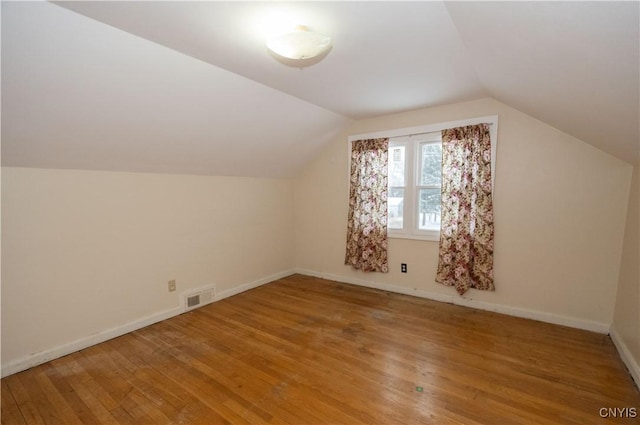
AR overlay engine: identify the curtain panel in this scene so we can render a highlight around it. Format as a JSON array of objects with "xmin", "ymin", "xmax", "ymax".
[
  {"xmin": 436, "ymin": 124, "xmax": 495, "ymax": 295},
  {"xmin": 345, "ymin": 138, "xmax": 389, "ymax": 273}
]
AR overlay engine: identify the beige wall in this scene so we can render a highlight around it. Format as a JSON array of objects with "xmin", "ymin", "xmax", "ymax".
[
  {"xmin": 1, "ymin": 167, "xmax": 294, "ymax": 367},
  {"xmin": 613, "ymin": 164, "xmax": 640, "ymax": 371},
  {"xmin": 294, "ymin": 98, "xmax": 632, "ymax": 327}
]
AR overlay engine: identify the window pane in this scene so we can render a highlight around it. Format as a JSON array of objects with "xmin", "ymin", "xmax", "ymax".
[
  {"xmin": 388, "ymin": 188, "xmax": 404, "ymax": 229},
  {"xmin": 388, "ymin": 146, "xmax": 405, "ymax": 187},
  {"xmin": 418, "ymin": 188, "xmax": 440, "ymax": 230},
  {"xmin": 420, "ymin": 143, "xmax": 442, "ymax": 186}
]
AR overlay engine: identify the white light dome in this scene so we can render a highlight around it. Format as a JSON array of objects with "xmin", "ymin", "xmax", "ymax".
[{"xmin": 266, "ymin": 25, "xmax": 331, "ymax": 60}]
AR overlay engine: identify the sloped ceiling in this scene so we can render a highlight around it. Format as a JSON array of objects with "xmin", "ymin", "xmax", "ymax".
[
  {"xmin": 446, "ymin": 1, "xmax": 639, "ymax": 163},
  {"xmin": 2, "ymin": 1, "xmax": 638, "ymax": 179}
]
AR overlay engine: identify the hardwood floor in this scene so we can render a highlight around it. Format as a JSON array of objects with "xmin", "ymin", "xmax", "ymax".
[{"xmin": 2, "ymin": 274, "xmax": 639, "ymax": 424}]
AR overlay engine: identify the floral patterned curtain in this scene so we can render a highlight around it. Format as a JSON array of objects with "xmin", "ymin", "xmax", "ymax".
[
  {"xmin": 436, "ymin": 124, "xmax": 494, "ymax": 295},
  {"xmin": 345, "ymin": 138, "xmax": 389, "ymax": 273}
]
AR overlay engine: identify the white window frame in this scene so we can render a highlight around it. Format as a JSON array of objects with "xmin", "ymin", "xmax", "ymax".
[
  {"xmin": 348, "ymin": 115, "xmax": 498, "ymax": 242},
  {"xmin": 388, "ymin": 131, "xmax": 444, "ymax": 240}
]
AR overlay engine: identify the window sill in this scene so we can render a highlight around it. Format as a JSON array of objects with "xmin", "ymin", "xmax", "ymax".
[{"xmin": 388, "ymin": 232, "xmax": 440, "ymax": 242}]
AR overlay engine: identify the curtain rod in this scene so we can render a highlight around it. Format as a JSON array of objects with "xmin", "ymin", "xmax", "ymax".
[
  {"xmin": 348, "ymin": 116, "xmax": 498, "ymax": 143},
  {"xmin": 405, "ymin": 123, "xmax": 493, "ymax": 138}
]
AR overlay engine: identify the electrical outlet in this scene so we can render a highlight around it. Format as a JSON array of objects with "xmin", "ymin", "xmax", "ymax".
[
  {"xmin": 168, "ymin": 280, "xmax": 176, "ymax": 292},
  {"xmin": 401, "ymin": 263, "xmax": 407, "ymax": 273}
]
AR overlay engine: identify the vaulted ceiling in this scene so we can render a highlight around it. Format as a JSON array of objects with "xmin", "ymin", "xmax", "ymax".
[{"xmin": 2, "ymin": 1, "xmax": 638, "ymax": 178}]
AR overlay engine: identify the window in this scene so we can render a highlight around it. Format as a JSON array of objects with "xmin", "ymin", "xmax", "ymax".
[
  {"xmin": 388, "ymin": 132, "xmax": 442, "ymax": 240},
  {"xmin": 348, "ymin": 115, "xmax": 498, "ymax": 242},
  {"xmin": 388, "ymin": 144, "xmax": 406, "ymax": 230}
]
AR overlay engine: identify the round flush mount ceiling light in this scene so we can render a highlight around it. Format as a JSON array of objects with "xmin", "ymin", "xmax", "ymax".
[{"xmin": 266, "ymin": 25, "xmax": 331, "ymax": 60}]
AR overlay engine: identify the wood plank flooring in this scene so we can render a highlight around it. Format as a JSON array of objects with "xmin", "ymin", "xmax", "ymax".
[{"xmin": 2, "ymin": 274, "xmax": 639, "ymax": 424}]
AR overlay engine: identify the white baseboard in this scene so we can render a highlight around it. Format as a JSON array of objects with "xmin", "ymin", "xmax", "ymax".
[
  {"xmin": 1, "ymin": 306, "xmax": 182, "ymax": 378},
  {"xmin": 216, "ymin": 270, "xmax": 296, "ymax": 301},
  {"xmin": 610, "ymin": 327, "xmax": 640, "ymax": 389},
  {"xmin": 452, "ymin": 297, "xmax": 610, "ymax": 334},
  {"xmin": 295, "ymin": 268, "xmax": 453, "ymax": 303},
  {"xmin": 3, "ymin": 269, "xmax": 616, "ymax": 379},
  {"xmin": 293, "ymin": 268, "xmax": 611, "ymax": 334},
  {"xmin": 1, "ymin": 269, "xmax": 296, "ymax": 378}
]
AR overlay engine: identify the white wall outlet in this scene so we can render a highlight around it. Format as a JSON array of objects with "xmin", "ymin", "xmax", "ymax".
[{"xmin": 168, "ymin": 280, "xmax": 176, "ymax": 292}]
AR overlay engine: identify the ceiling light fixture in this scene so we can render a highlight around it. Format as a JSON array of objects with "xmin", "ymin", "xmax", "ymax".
[{"xmin": 266, "ymin": 25, "xmax": 331, "ymax": 60}]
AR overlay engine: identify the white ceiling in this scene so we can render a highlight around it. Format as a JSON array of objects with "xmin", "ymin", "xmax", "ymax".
[
  {"xmin": 2, "ymin": 1, "xmax": 638, "ymax": 178},
  {"xmin": 446, "ymin": 1, "xmax": 639, "ymax": 163}
]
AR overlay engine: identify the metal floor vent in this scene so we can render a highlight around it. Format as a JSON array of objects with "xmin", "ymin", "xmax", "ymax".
[{"xmin": 183, "ymin": 285, "xmax": 216, "ymax": 312}]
